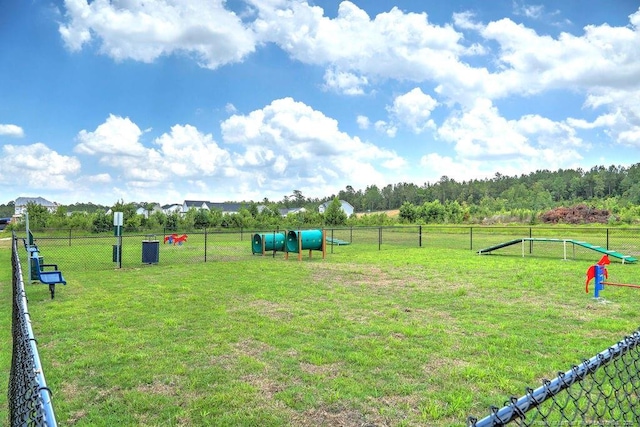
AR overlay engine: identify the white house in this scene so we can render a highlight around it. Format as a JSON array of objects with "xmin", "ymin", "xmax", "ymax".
[
  {"xmin": 181, "ymin": 200, "xmax": 246, "ymax": 215},
  {"xmin": 162, "ymin": 204, "xmax": 182, "ymax": 215},
  {"xmin": 14, "ymin": 197, "xmax": 58, "ymax": 216},
  {"xmin": 182, "ymin": 200, "xmax": 210, "ymax": 213},
  {"xmin": 279, "ymin": 207, "xmax": 307, "ymax": 217},
  {"xmin": 318, "ymin": 200, "xmax": 354, "ymax": 217}
]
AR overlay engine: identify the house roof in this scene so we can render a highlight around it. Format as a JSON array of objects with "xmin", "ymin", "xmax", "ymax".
[
  {"xmin": 319, "ymin": 200, "xmax": 354, "ymax": 209},
  {"xmin": 209, "ymin": 202, "xmax": 244, "ymax": 212},
  {"xmin": 15, "ymin": 196, "xmax": 56, "ymax": 207},
  {"xmin": 183, "ymin": 200, "xmax": 210, "ymax": 208}
]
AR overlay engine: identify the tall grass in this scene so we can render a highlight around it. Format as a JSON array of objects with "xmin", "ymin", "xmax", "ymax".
[{"xmin": 1, "ymin": 237, "xmax": 639, "ymax": 426}]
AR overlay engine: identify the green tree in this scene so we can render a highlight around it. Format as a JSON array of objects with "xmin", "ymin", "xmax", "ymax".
[
  {"xmin": 91, "ymin": 210, "xmax": 112, "ymax": 233},
  {"xmin": 420, "ymin": 200, "xmax": 446, "ymax": 223},
  {"xmin": 68, "ymin": 212, "xmax": 91, "ymax": 230},
  {"xmin": 165, "ymin": 213, "xmax": 179, "ymax": 231},
  {"xmin": 26, "ymin": 202, "xmax": 50, "ymax": 230},
  {"xmin": 399, "ymin": 202, "xmax": 418, "ymax": 223},
  {"xmin": 193, "ymin": 209, "xmax": 211, "ymax": 229},
  {"xmin": 324, "ymin": 197, "xmax": 347, "ymax": 226},
  {"xmin": 48, "ymin": 205, "xmax": 69, "ymax": 229}
]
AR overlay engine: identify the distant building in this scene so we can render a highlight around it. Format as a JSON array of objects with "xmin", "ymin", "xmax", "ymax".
[
  {"xmin": 182, "ymin": 200, "xmax": 210, "ymax": 212},
  {"xmin": 279, "ymin": 207, "xmax": 307, "ymax": 217},
  {"xmin": 162, "ymin": 204, "xmax": 182, "ymax": 215},
  {"xmin": 14, "ymin": 196, "xmax": 58, "ymax": 217},
  {"xmin": 136, "ymin": 204, "xmax": 163, "ymax": 218},
  {"xmin": 318, "ymin": 200, "xmax": 354, "ymax": 216},
  {"xmin": 181, "ymin": 200, "xmax": 245, "ymax": 215}
]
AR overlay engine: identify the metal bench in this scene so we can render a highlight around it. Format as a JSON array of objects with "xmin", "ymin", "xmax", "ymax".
[
  {"xmin": 31, "ymin": 255, "xmax": 67, "ymax": 299},
  {"xmin": 23, "ymin": 238, "xmax": 39, "ymax": 254}
]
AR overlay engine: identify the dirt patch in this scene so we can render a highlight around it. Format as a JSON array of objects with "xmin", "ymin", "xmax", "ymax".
[
  {"xmin": 540, "ymin": 204, "xmax": 612, "ymax": 224},
  {"xmin": 355, "ymin": 209, "xmax": 400, "ymax": 218},
  {"xmin": 247, "ymin": 299, "xmax": 294, "ymax": 321},
  {"xmin": 290, "ymin": 405, "xmax": 387, "ymax": 427},
  {"xmin": 136, "ymin": 377, "xmax": 180, "ymax": 397},
  {"xmin": 299, "ymin": 361, "xmax": 342, "ymax": 379}
]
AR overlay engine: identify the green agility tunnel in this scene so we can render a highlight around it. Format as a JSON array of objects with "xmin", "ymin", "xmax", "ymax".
[
  {"xmin": 286, "ymin": 229, "xmax": 324, "ymax": 253},
  {"xmin": 252, "ymin": 232, "xmax": 286, "ymax": 254}
]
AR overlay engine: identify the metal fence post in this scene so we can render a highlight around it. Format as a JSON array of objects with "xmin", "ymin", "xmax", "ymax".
[
  {"xmin": 204, "ymin": 228, "xmax": 208, "ymax": 262},
  {"xmin": 378, "ymin": 227, "xmax": 382, "ymax": 250},
  {"xmin": 331, "ymin": 228, "xmax": 334, "ymax": 254},
  {"xmin": 419, "ymin": 225, "xmax": 422, "ymax": 247}
]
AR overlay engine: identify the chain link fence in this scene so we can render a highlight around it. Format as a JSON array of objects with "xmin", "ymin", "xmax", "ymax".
[
  {"xmin": 468, "ymin": 329, "xmax": 640, "ymax": 426},
  {"xmin": 9, "ymin": 233, "xmax": 57, "ymax": 426},
  {"xmin": 19, "ymin": 226, "xmax": 640, "ymax": 270},
  {"xmin": 9, "ymin": 226, "xmax": 640, "ymax": 426}
]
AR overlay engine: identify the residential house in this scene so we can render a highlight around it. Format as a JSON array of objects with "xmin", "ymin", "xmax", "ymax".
[
  {"xmin": 136, "ymin": 204, "xmax": 163, "ymax": 218},
  {"xmin": 279, "ymin": 207, "xmax": 307, "ymax": 217},
  {"xmin": 182, "ymin": 200, "xmax": 210, "ymax": 213},
  {"xmin": 14, "ymin": 196, "xmax": 58, "ymax": 217},
  {"xmin": 181, "ymin": 201, "xmax": 247, "ymax": 215},
  {"xmin": 162, "ymin": 204, "xmax": 182, "ymax": 215},
  {"xmin": 208, "ymin": 202, "xmax": 245, "ymax": 215},
  {"xmin": 318, "ymin": 200, "xmax": 354, "ymax": 217}
]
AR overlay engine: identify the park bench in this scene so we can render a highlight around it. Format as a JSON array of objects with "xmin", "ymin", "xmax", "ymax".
[
  {"xmin": 31, "ymin": 254, "xmax": 67, "ymax": 299},
  {"xmin": 23, "ymin": 239, "xmax": 39, "ymax": 254}
]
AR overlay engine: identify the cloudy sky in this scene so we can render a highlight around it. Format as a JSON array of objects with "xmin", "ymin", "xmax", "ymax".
[{"xmin": 1, "ymin": 0, "xmax": 639, "ymax": 206}]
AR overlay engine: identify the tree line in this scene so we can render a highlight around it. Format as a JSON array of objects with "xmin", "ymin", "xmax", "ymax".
[{"xmin": 3, "ymin": 163, "xmax": 640, "ymax": 232}]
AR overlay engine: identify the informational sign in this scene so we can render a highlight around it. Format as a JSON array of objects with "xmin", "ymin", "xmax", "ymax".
[{"xmin": 113, "ymin": 212, "xmax": 123, "ymax": 236}]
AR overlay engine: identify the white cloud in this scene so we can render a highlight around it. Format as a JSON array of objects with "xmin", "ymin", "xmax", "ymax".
[
  {"xmin": 388, "ymin": 88, "xmax": 438, "ymax": 133},
  {"xmin": 512, "ymin": 2, "xmax": 545, "ymax": 19},
  {"xmin": 74, "ymin": 115, "xmax": 234, "ymax": 184},
  {"xmin": 374, "ymin": 120, "xmax": 397, "ymax": 138},
  {"xmin": 220, "ymin": 97, "xmax": 404, "ymax": 197},
  {"xmin": 87, "ymin": 173, "xmax": 112, "ymax": 183},
  {"xmin": 66, "ymin": 100, "xmax": 407, "ymax": 202},
  {"xmin": 225, "ymin": 103, "xmax": 238, "ymax": 114},
  {"xmin": 252, "ymin": 1, "xmax": 468, "ymax": 82},
  {"xmin": 323, "ymin": 68, "xmax": 369, "ymax": 95},
  {"xmin": 356, "ymin": 115, "xmax": 370, "ymax": 129},
  {"xmin": 437, "ymin": 98, "xmax": 584, "ymax": 163},
  {"xmin": 569, "ymin": 90, "xmax": 640, "ymax": 146},
  {"xmin": 59, "ymin": 0, "xmax": 256, "ymax": 69},
  {"xmin": 0, "ymin": 143, "xmax": 81, "ymax": 189},
  {"xmin": 0, "ymin": 124, "xmax": 25, "ymax": 138},
  {"xmin": 154, "ymin": 124, "xmax": 233, "ymax": 176},
  {"xmin": 75, "ymin": 114, "xmax": 147, "ymax": 157}
]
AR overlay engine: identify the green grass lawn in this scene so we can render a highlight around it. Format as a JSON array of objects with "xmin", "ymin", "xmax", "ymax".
[{"xmin": 2, "ymin": 236, "xmax": 640, "ymax": 426}]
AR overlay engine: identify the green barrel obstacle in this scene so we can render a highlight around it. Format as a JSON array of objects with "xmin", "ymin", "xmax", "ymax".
[
  {"xmin": 252, "ymin": 232, "xmax": 286, "ymax": 255},
  {"xmin": 286, "ymin": 229, "xmax": 326, "ymax": 260}
]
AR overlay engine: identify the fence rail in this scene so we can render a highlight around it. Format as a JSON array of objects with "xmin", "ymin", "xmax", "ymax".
[{"xmin": 8, "ymin": 233, "xmax": 58, "ymax": 426}]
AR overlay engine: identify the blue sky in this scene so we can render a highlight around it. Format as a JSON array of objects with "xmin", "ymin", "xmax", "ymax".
[{"xmin": 1, "ymin": 0, "xmax": 639, "ymax": 206}]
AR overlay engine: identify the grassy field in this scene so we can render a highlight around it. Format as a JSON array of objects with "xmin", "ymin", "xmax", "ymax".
[{"xmin": 2, "ymin": 234, "xmax": 640, "ymax": 426}]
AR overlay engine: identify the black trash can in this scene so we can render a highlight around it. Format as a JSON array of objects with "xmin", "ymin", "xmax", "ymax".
[
  {"xmin": 142, "ymin": 237, "xmax": 159, "ymax": 264},
  {"xmin": 113, "ymin": 245, "xmax": 123, "ymax": 262}
]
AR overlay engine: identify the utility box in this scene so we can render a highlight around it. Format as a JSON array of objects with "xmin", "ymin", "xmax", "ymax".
[{"xmin": 142, "ymin": 236, "xmax": 159, "ymax": 264}]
